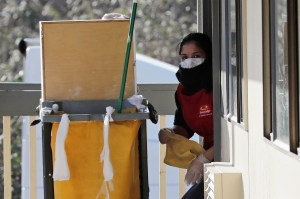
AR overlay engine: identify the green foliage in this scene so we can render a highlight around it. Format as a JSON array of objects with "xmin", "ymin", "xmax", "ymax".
[
  {"xmin": 0, "ymin": 0, "xmax": 197, "ymax": 198},
  {"xmin": 0, "ymin": 0, "xmax": 197, "ymax": 82}
]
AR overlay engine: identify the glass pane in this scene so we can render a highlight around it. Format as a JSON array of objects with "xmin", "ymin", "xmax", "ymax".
[
  {"xmin": 230, "ymin": 0, "xmax": 238, "ymax": 118},
  {"xmin": 274, "ymin": 0, "xmax": 289, "ymax": 144},
  {"xmin": 221, "ymin": 1, "xmax": 230, "ymax": 116}
]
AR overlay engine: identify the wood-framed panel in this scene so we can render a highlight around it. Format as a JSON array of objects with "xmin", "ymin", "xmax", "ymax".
[{"xmin": 40, "ymin": 20, "xmax": 135, "ymax": 101}]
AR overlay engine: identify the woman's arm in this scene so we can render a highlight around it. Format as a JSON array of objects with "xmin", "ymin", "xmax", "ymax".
[
  {"xmin": 173, "ymin": 90, "xmax": 194, "ymax": 138},
  {"xmin": 203, "ymin": 146, "xmax": 214, "ymax": 162},
  {"xmin": 172, "ymin": 125, "xmax": 190, "ymax": 138},
  {"xmin": 185, "ymin": 146, "xmax": 214, "ymax": 185}
]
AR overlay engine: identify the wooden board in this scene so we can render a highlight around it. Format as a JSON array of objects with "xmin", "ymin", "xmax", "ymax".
[{"xmin": 40, "ymin": 20, "xmax": 135, "ymax": 100}]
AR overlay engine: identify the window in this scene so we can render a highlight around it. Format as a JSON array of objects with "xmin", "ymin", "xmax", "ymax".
[
  {"xmin": 229, "ymin": 0, "xmax": 238, "ymax": 119},
  {"xmin": 264, "ymin": 0, "xmax": 299, "ymax": 154},
  {"xmin": 271, "ymin": 0, "xmax": 289, "ymax": 144},
  {"xmin": 221, "ymin": 0, "xmax": 244, "ymax": 124}
]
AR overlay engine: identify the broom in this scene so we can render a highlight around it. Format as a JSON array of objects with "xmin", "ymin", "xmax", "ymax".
[{"xmin": 117, "ymin": 0, "xmax": 138, "ymax": 113}]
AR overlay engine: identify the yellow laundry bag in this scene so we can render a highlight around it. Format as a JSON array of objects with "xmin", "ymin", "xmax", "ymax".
[{"xmin": 51, "ymin": 120, "xmax": 141, "ymax": 199}]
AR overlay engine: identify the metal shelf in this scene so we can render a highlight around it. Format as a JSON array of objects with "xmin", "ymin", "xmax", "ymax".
[
  {"xmin": 42, "ymin": 112, "xmax": 150, "ymax": 122},
  {"xmin": 41, "ymin": 99, "xmax": 150, "ymax": 122}
]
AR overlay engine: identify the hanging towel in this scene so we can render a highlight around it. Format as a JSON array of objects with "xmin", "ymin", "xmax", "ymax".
[
  {"xmin": 97, "ymin": 106, "xmax": 115, "ymax": 199},
  {"xmin": 163, "ymin": 129, "xmax": 205, "ymax": 169},
  {"xmin": 53, "ymin": 114, "xmax": 70, "ymax": 181}
]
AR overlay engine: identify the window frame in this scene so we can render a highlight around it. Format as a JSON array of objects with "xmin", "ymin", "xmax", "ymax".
[
  {"xmin": 221, "ymin": 0, "xmax": 244, "ymax": 125},
  {"xmin": 287, "ymin": 0, "xmax": 299, "ymax": 153},
  {"xmin": 264, "ymin": 0, "xmax": 299, "ymax": 154}
]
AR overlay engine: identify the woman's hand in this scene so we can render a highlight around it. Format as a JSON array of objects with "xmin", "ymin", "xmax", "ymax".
[
  {"xmin": 158, "ymin": 128, "xmax": 173, "ymax": 144},
  {"xmin": 185, "ymin": 153, "xmax": 210, "ymax": 185}
]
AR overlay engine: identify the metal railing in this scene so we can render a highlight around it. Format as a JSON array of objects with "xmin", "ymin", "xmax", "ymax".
[{"xmin": 0, "ymin": 82, "xmax": 187, "ymax": 199}]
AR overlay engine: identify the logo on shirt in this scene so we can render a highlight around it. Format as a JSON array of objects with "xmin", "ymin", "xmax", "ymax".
[{"xmin": 199, "ymin": 104, "xmax": 212, "ymax": 117}]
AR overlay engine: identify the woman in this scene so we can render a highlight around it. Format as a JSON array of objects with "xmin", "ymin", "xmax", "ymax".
[{"xmin": 158, "ymin": 33, "xmax": 213, "ymax": 199}]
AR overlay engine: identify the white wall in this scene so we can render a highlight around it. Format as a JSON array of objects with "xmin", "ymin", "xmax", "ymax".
[
  {"xmin": 220, "ymin": 118, "xmax": 249, "ymax": 199},
  {"xmin": 220, "ymin": 0, "xmax": 300, "ymax": 199}
]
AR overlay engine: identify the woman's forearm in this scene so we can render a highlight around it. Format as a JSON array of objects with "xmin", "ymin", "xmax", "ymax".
[
  {"xmin": 172, "ymin": 125, "xmax": 190, "ymax": 138},
  {"xmin": 203, "ymin": 146, "xmax": 214, "ymax": 162}
]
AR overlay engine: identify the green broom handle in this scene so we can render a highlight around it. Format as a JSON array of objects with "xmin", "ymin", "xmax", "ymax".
[{"xmin": 117, "ymin": 0, "xmax": 138, "ymax": 113}]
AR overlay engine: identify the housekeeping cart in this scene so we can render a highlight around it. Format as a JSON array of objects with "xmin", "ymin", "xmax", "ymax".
[
  {"xmin": 38, "ymin": 8, "xmax": 155, "ymax": 198},
  {"xmin": 40, "ymin": 100, "xmax": 151, "ymax": 199}
]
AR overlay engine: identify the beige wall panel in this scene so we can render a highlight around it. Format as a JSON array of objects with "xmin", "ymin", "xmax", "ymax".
[{"xmin": 40, "ymin": 20, "xmax": 135, "ymax": 100}]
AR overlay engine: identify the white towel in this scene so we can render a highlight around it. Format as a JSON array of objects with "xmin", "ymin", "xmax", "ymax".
[
  {"xmin": 53, "ymin": 114, "xmax": 70, "ymax": 181},
  {"xmin": 128, "ymin": 95, "xmax": 146, "ymax": 110},
  {"xmin": 97, "ymin": 106, "xmax": 115, "ymax": 199}
]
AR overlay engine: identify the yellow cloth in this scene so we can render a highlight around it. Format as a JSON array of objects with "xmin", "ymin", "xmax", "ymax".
[
  {"xmin": 51, "ymin": 120, "xmax": 141, "ymax": 199},
  {"xmin": 163, "ymin": 130, "xmax": 205, "ymax": 169}
]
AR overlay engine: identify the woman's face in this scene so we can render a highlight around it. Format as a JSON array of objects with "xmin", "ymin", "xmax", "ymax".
[{"xmin": 180, "ymin": 42, "xmax": 207, "ymax": 61}]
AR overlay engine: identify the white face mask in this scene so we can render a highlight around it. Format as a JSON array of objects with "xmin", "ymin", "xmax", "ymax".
[{"xmin": 180, "ymin": 58, "xmax": 205, "ymax": 69}]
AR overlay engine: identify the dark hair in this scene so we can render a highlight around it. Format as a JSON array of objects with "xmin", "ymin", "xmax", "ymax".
[{"xmin": 178, "ymin": 33, "xmax": 212, "ymax": 60}]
